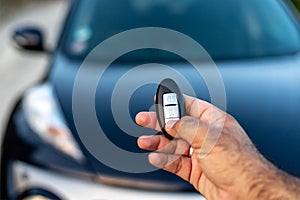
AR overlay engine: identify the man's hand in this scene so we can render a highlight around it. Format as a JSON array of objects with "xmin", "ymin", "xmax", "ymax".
[{"xmin": 136, "ymin": 95, "xmax": 300, "ymax": 200}]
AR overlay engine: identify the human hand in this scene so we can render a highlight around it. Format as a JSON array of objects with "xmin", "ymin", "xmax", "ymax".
[{"xmin": 136, "ymin": 95, "xmax": 300, "ymax": 200}]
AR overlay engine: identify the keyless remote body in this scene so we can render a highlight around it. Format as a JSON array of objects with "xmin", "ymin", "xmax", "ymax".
[{"xmin": 156, "ymin": 78, "xmax": 185, "ymax": 139}]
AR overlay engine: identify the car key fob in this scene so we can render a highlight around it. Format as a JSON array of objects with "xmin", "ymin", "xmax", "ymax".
[{"xmin": 156, "ymin": 78, "xmax": 185, "ymax": 139}]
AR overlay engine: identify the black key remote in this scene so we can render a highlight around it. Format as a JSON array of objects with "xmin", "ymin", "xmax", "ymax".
[{"xmin": 156, "ymin": 78, "xmax": 185, "ymax": 139}]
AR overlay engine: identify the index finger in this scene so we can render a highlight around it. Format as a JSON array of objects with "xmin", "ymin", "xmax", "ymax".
[
  {"xmin": 135, "ymin": 111, "xmax": 161, "ymax": 131},
  {"xmin": 135, "ymin": 94, "xmax": 214, "ymax": 132},
  {"xmin": 183, "ymin": 94, "xmax": 212, "ymax": 119}
]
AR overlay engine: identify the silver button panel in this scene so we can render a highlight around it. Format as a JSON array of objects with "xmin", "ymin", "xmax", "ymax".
[{"xmin": 163, "ymin": 93, "xmax": 180, "ymax": 123}]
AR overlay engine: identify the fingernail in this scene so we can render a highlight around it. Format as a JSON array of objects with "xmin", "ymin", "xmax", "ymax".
[
  {"xmin": 135, "ymin": 112, "xmax": 148, "ymax": 125},
  {"xmin": 139, "ymin": 135, "xmax": 153, "ymax": 140},
  {"xmin": 138, "ymin": 135, "xmax": 153, "ymax": 149},
  {"xmin": 148, "ymin": 153, "xmax": 165, "ymax": 168},
  {"xmin": 165, "ymin": 120, "xmax": 177, "ymax": 130}
]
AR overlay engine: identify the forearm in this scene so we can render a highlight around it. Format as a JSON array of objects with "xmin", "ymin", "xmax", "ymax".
[
  {"xmin": 274, "ymin": 170, "xmax": 300, "ymax": 200},
  {"xmin": 227, "ymin": 125, "xmax": 300, "ymax": 200},
  {"xmin": 245, "ymin": 154, "xmax": 300, "ymax": 200}
]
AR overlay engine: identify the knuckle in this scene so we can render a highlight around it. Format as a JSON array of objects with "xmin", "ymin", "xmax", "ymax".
[
  {"xmin": 180, "ymin": 116, "xmax": 199, "ymax": 128},
  {"xmin": 173, "ymin": 157, "xmax": 183, "ymax": 175},
  {"xmin": 166, "ymin": 140, "xmax": 177, "ymax": 153}
]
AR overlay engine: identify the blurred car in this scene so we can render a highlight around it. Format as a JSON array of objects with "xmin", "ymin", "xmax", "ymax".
[{"xmin": 2, "ymin": 0, "xmax": 300, "ymax": 199}]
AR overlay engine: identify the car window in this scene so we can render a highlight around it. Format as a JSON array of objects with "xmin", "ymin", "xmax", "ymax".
[{"xmin": 62, "ymin": 0, "xmax": 300, "ymax": 61}]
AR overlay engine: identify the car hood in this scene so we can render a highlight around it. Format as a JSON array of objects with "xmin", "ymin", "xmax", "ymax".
[{"xmin": 49, "ymin": 53, "xmax": 300, "ymax": 188}]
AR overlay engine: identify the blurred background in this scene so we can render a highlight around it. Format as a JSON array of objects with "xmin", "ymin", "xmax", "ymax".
[
  {"xmin": 1, "ymin": 1, "xmax": 300, "ymax": 199},
  {"xmin": 1, "ymin": 0, "xmax": 300, "ymax": 133},
  {"xmin": 0, "ymin": 0, "xmax": 69, "ymax": 143},
  {"xmin": 1, "ymin": 0, "xmax": 300, "ymax": 145},
  {"xmin": 293, "ymin": 0, "xmax": 300, "ymax": 9}
]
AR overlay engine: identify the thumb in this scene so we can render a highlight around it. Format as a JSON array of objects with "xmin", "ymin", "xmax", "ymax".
[{"xmin": 165, "ymin": 116, "xmax": 209, "ymax": 149}]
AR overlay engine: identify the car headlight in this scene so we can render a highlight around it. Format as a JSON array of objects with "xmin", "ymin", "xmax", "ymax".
[{"xmin": 22, "ymin": 83, "xmax": 84, "ymax": 162}]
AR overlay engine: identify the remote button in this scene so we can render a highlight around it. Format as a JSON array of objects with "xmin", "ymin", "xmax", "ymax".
[
  {"xmin": 164, "ymin": 105, "xmax": 180, "ymax": 119},
  {"xmin": 163, "ymin": 93, "xmax": 177, "ymax": 106}
]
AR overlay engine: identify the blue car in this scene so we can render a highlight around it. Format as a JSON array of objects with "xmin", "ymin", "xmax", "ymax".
[{"xmin": 1, "ymin": 0, "xmax": 300, "ymax": 199}]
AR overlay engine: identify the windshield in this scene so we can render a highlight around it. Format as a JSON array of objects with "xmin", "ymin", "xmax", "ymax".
[{"xmin": 62, "ymin": 0, "xmax": 300, "ymax": 61}]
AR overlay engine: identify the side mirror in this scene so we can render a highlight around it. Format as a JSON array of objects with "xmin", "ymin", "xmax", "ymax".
[{"xmin": 12, "ymin": 27, "xmax": 46, "ymax": 52}]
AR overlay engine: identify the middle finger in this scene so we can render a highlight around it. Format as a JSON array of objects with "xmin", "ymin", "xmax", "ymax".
[{"xmin": 138, "ymin": 135, "xmax": 190, "ymax": 156}]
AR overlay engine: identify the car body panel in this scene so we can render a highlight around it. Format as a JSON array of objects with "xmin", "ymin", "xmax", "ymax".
[
  {"xmin": 49, "ymin": 52, "xmax": 300, "ymax": 179},
  {"xmin": 12, "ymin": 161, "xmax": 203, "ymax": 200}
]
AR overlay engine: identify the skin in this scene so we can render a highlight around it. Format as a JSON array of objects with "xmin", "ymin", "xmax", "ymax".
[{"xmin": 135, "ymin": 95, "xmax": 300, "ymax": 200}]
